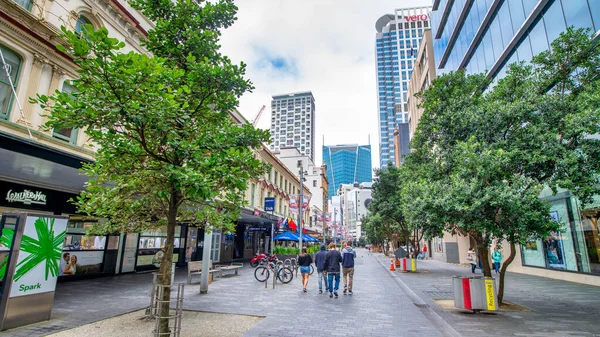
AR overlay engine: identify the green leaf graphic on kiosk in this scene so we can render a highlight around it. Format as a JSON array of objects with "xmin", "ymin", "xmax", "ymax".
[
  {"xmin": 14, "ymin": 218, "xmax": 65, "ymax": 282},
  {"xmin": 0, "ymin": 228, "xmax": 14, "ymax": 280}
]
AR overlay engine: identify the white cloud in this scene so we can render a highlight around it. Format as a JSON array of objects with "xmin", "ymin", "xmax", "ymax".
[{"xmin": 220, "ymin": 0, "xmax": 432, "ymax": 169}]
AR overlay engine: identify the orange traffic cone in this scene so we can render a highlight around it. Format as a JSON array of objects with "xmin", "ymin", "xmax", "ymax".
[
  {"xmin": 395, "ymin": 258, "xmax": 401, "ymax": 267},
  {"xmin": 390, "ymin": 258, "xmax": 396, "ymax": 271}
]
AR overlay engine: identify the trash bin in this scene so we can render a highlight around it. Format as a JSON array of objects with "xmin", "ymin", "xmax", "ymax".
[
  {"xmin": 400, "ymin": 258, "xmax": 417, "ymax": 272},
  {"xmin": 453, "ymin": 276, "xmax": 498, "ymax": 311}
]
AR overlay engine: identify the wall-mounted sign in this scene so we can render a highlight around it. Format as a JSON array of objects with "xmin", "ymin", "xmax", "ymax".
[
  {"xmin": 247, "ymin": 227, "xmax": 269, "ymax": 232},
  {"xmin": 264, "ymin": 197, "xmax": 275, "ymax": 212},
  {"xmin": 404, "ymin": 14, "xmax": 429, "ymax": 22},
  {"xmin": 5, "ymin": 189, "xmax": 47, "ymax": 206}
]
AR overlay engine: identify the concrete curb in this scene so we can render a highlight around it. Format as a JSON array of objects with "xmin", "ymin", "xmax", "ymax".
[{"xmin": 374, "ymin": 254, "xmax": 462, "ymax": 337}]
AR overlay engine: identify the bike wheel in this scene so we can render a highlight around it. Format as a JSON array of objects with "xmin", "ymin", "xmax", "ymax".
[
  {"xmin": 277, "ymin": 267, "xmax": 294, "ymax": 284},
  {"xmin": 250, "ymin": 261, "xmax": 258, "ymax": 268},
  {"xmin": 309, "ymin": 264, "xmax": 315, "ymax": 275},
  {"xmin": 254, "ymin": 266, "xmax": 270, "ymax": 282}
]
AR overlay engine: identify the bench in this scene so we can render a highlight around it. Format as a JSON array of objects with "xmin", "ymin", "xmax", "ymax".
[
  {"xmin": 187, "ymin": 260, "xmax": 220, "ymax": 285},
  {"xmin": 215, "ymin": 263, "xmax": 243, "ymax": 278}
]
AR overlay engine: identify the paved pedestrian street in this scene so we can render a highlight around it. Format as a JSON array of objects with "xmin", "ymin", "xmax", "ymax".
[{"xmin": 3, "ymin": 249, "xmax": 600, "ymax": 337}]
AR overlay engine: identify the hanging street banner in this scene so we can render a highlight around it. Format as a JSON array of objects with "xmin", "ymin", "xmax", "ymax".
[
  {"xmin": 9, "ymin": 216, "xmax": 67, "ymax": 298},
  {"xmin": 288, "ymin": 195, "xmax": 311, "ymax": 213},
  {"xmin": 317, "ymin": 212, "xmax": 331, "ymax": 222}
]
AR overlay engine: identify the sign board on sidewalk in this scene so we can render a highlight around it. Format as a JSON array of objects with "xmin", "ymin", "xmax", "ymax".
[{"xmin": 264, "ymin": 197, "xmax": 275, "ymax": 212}]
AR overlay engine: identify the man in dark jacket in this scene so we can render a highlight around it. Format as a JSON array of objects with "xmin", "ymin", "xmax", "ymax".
[
  {"xmin": 324, "ymin": 242, "xmax": 343, "ymax": 298},
  {"xmin": 342, "ymin": 241, "xmax": 357, "ymax": 295},
  {"xmin": 314, "ymin": 244, "xmax": 328, "ymax": 294}
]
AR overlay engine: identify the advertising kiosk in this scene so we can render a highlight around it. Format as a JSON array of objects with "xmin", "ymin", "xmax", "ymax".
[{"xmin": 0, "ymin": 213, "xmax": 68, "ymax": 330}]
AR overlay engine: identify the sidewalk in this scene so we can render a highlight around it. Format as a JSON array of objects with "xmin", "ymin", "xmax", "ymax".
[
  {"xmin": 376, "ymin": 254, "xmax": 600, "ymax": 337},
  {"xmin": 4, "ymin": 250, "xmax": 450, "ymax": 337}
]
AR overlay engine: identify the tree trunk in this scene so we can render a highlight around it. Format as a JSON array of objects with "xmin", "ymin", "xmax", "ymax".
[
  {"xmin": 158, "ymin": 188, "xmax": 178, "ymax": 334},
  {"xmin": 478, "ymin": 245, "xmax": 492, "ymax": 277},
  {"xmin": 497, "ymin": 243, "xmax": 516, "ymax": 304}
]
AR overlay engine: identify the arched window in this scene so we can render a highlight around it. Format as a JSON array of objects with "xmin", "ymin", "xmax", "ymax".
[
  {"xmin": 0, "ymin": 45, "xmax": 22, "ymax": 120},
  {"xmin": 75, "ymin": 15, "xmax": 93, "ymax": 35}
]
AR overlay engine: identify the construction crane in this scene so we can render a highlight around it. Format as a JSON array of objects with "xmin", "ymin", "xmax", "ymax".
[{"xmin": 252, "ymin": 105, "xmax": 266, "ymax": 127}]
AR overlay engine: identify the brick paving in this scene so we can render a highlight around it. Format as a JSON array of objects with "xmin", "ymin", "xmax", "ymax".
[
  {"xmin": 3, "ymin": 249, "xmax": 599, "ymax": 336},
  {"xmin": 377, "ymin": 254, "xmax": 600, "ymax": 337},
  {"xmin": 3, "ymin": 249, "xmax": 449, "ymax": 337}
]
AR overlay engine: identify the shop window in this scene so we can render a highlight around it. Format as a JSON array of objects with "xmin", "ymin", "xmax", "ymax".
[
  {"xmin": 581, "ymin": 208, "xmax": 600, "ymax": 274},
  {"xmin": 53, "ymin": 82, "xmax": 79, "ymax": 144},
  {"xmin": 0, "ymin": 45, "xmax": 22, "ymax": 120},
  {"xmin": 137, "ymin": 226, "xmax": 182, "ymax": 268}
]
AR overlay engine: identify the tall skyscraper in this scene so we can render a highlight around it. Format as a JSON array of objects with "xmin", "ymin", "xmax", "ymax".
[
  {"xmin": 430, "ymin": 0, "xmax": 599, "ymax": 80},
  {"xmin": 269, "ymin": 92, "xmax": 315, "ymax": 161},
  {"xmin": 375, "ymin": 7, "xmax": 431, "ymax": 168},
  {"xmin": 323, "ymin": 144, "xmax": 372, "ymax": 199}
]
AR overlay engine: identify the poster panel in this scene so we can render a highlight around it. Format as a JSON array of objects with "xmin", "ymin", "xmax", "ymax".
[{"xmin": 9, "ymin": 216, "xmax": 67, "ymax": 298}]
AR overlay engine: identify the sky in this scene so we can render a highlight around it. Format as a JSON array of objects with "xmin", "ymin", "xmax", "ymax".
[{"xmin": 219, "ymin": 0, "xmax": 432, "ymax": 169}]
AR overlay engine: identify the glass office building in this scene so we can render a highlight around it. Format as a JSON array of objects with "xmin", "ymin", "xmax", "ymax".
[
  {"xmin": 431, "ymin": 0, "xmax": 600, "ymax": 277},
  {"xmin": 431, "ymin": 0, "xmax": 600, "ymax": 80},
  {"xmin": 375, "ymin": 7, "xmax": 431, "ymax": 167},
  {"xmin": 323, "ymin": 144, "xmax": 372, "ymax": 199}
]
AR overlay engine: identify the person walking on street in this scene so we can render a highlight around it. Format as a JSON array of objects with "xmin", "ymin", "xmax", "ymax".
[
  {"xmin": 314, "ymin": 244, "xmax": 328, "ymax": 294},
  {"xmin": 324, "ymin": 242, "xmax": 342, "ymax": 298},
  {"xmin": 467, "ymin": 247, "xmax": 477, "ymax": 273},
  {"xmin": 342, "ymin": 241, "xmax": 357, "ymax": 295},
  {"xmin": 298, "ymin": 247, "xmax": 313, "ymax": 293},
  {"xmin": 492, "ymin": 247, "xmax": 502, "ymax": 274}
]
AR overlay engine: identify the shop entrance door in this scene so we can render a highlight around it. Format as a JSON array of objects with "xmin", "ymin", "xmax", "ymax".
[
  {"xmin": 121, "ymin": 233, "xmax": 138, "ymax": 273},
  {"xmin": 211, "ymin": 230, "xmax": 221, "ymax": 263}
]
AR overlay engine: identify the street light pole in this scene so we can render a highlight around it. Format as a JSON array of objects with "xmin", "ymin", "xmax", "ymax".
[
  {"xmin": 298, "ymin": 161, "xmax": 304, "ymax": 252},
  {"xmin": 333, "ymin": 208, "xmax": 337, "ymax": 245}
]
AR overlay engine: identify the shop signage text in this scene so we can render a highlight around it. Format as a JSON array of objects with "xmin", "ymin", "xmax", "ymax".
[
  {"xmin": 19, "ymin": 282, "xmax": 42, "ymax": 293},
  {"xmin": 6, "ymin": 189, "xmax": 47, "ymax": 205},
  {"xmin": 405, "ymin": 14, "xmax": 429, "ymax": 22}
]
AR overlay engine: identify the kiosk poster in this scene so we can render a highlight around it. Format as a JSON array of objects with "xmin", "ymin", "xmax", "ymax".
[{"xmin": 9, "ymin": 216, "xmax": 67, "ymax": 298}]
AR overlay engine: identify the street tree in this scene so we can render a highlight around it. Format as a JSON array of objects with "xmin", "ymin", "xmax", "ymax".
[
  {"xmin": 32, "ymin": 0, "xmax": 269, "ymax": 332},
  {"xmin": 408, "ymin": 27, "xmax": 600, "ymax": 303},
  {"xmin": 368, "ymin": 163, "xmax": 427, "ymax": 255}
]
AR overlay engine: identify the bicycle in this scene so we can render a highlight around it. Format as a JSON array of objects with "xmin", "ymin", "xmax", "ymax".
[{"xmin": 254, "ymin": 261, "xmax": 293, "ymax": 284}]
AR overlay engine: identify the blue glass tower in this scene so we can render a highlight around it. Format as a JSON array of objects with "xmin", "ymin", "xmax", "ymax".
[
  {"xmin": 375, "ymin": 7, "xmax": 431, "ymax": 168},
  {"xmin": 323, "ymin": 144, "xmax": 372, "ymax": 199}
]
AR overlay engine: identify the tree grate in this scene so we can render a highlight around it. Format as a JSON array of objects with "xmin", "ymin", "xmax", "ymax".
[{"xmin": 423, "ymin": 291, "xmax": 454, "ymax": 300}]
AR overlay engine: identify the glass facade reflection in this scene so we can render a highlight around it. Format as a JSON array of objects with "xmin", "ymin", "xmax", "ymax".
[
  {"xmin": 375, "ymin": 7, "xmax": 431, "ymax": 167},
  {"xmin": 431, "ymin": 0, "xmax": 600, "ymax": 276},
  {"xmin": 432, "ymin": 0, "xmax": 599, "ymax": 81}
]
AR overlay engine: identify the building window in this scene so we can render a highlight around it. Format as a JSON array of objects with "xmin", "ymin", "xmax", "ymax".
[
  {"xmin": 75, "ymin": 15, "xmax": 93, "ymax": 35},
  {"xmin": 250, "ymin": 183, "xmax": 255, "ymax": 207},
  {"xmin": 313, "ymin": 180, "xmax": 317, "ymax": 187},
  {"xmin": 53, "ymin": 82, "xmax": 79, "ymax": 144},
  {"xmin": 13, "ymin": 0, "xmax": 32, "ymax": 10},
  {"xmin": 0, "ymin": 45, "xmax": 22, "ymax": 120}
]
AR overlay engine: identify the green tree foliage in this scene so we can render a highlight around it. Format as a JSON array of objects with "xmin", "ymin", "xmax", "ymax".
[
  {"xmin": 32, "ymin": 0, "xmax": 268, "ymax": 330},
  {"xmin": 407, "ymin": 28, "xmax": 600, "ymax": 303}
]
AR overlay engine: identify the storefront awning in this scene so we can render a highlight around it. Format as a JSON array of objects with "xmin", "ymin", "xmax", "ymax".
[{"xmin": 0, "ymin": 133, "xmax": 91, "ymax": 194}]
